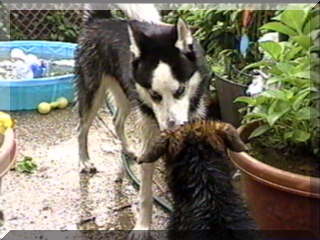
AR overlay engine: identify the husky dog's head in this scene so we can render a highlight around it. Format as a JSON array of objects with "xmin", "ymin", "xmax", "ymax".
[{"xmin": 129, "ymin": 19, "xmax": 207, "ymax": 130}]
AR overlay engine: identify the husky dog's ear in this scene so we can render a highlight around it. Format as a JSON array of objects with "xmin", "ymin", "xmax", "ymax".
[
  {"xmin": 175, "ymin": 19, "xmax": 195, "ymax": 61},
  {"xmin": 127, "ymin": 25, "xmax": 141, "ymax": 59},
  {"xmin": 175, "ymin": 18, "xmax": 193, "ymax": 50},
  {"xmin": 217, "ymin": 123, "xmax": 248, "ymax": 153}
]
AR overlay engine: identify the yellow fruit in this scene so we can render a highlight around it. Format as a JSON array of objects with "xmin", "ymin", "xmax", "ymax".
[
  {"xmin": 38, "ymin": 102, "xmax": 51, "ymax": 114},
  {"xmin": 50, "ymin": 101, "xmax": 59, "ymax": 109},
  {"xmin": 0, "ymin": 111, "xmax": 15, "ymax": 134},
  {"xmin": 56, "ymin": 97, "xmax": 69, "ymax": 109}
]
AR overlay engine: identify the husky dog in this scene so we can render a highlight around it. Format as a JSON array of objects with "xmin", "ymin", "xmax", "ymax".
[{"xmin": 75, "ymin": 4, "xmax": 212, "ymax": 234}]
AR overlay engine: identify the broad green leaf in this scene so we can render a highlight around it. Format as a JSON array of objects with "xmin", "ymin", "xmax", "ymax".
[
  {"xmin": 303, "ymin": 15, "xmax": 320, "ymax": 34},
  {"xmin": 293, "ymin": 71, "xmax": 310, "ymax": 79},
  {"xmin": 234, "ymin": 96, "xmax": 255, "ymax": 105},
  {"xmin": 254, "ymin": 96, "xmax": 268, "ymax": 105},
  {"xmin": 280, "ymin": 10, "xmax": 308, "ymax": 33},
  {"xmin": 284, "ymin": 46, "xmax": 302, "ymax": 61},
  {"xmin": 292, "ymin": 89, "xmax": 310, "ymax": 110},
  {"xmin": 244, "ymin": 112, "xmax": 267, "ymax": 121},
  {"xmin": 296, "ymin": 107, "xmax": 320, "ymax": 120},
  {"xmin": 267, "ymin": 100, "xmax": 291, "ymax": 126},
  {"xmin": 266, "ymin": 76, "xmax": 282, "ymax": 85},
  {"xmin": 292, "ymin": 129, "xmax": 311, "ymax": 142},
  {"xmin": 261, "ymin": 22, "xmax": 297, "ymax": 36},
  {"xmin": 249, "ymin": 125, "xmax": 271, "ymax": 139},
  {"xmin": 261, "ymin": 90, "xmax": 287, "ymax": 101},
  {"xmin": 260, "ymin": 41, "xmax": 283, "ymax": 61},
  {"xmin": 242, "ymin": 61, "xmax": 271, "ymax": 71},
  {"xmin": 276, "ymin": 62, "xmax": 295, "ymax": 75},
  {"xmin": 267, "ymin": 112, "xmax": 287, "ymax": 126},
  {"xmin": 292, "ymin": 35, "xmax": 312, "ymax": 50},
  {"xmin": 283, "ymin": 89, "xmax": 294, "ymax": 100}
]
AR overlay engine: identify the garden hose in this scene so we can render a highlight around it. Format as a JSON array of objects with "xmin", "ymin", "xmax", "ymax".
[{"xmin": 103, "ymin": 100, "xmax": 173, "ymax": 213}]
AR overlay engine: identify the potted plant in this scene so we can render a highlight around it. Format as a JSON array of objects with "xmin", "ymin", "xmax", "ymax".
[
  {"xmin": 0, "ymin": 111, "xmax": 16, "ymax": 191},
  {"xmin": 231, "ymin": 7, "xmax": 320, "ymax": 236}
]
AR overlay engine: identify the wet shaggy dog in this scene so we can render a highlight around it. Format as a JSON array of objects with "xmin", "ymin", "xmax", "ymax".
[
  {"xmin": 138, "ymin": 120, "xmax": 260, "ymax": 240},
  {"xmin": 75, "ymin": 6, "xmax": 212, "ymax": 233}
]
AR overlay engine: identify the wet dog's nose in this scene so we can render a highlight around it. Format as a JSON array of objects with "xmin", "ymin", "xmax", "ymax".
[{"xmin": 167, "ymin": 120, "xmax": 176, "ymax": 129}]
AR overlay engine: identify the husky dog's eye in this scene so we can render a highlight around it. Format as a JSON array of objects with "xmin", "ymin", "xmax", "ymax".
[
  {"xmin": 149, "ymin": 90, "xmax": 162, "ymax": 102},
  {"xmin": 174, "ymin": 86, "xmax": 186, "ymax": 99}
]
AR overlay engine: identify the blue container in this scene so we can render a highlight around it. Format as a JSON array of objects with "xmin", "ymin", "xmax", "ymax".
[{"xmin": 0, "ymin": 41, "xmax": 77, "ymax": 111}]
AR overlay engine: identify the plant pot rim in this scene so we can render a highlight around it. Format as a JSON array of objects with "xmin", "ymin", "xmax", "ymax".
[
  {"xmin": 0, "ymin": 128, "xmax": 17, "ymax": 178},
  {"xmin": 228, "ymin": 124, "xmax": 320, "ymax": 199},
  {"xmin": 214, "ymin": 72, "xmax": 248, "ymax": 88}
]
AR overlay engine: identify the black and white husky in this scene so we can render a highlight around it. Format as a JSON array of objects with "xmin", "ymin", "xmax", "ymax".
[{"xmin": 75, "ymin": 4, "xmax": 212, "ymax": 233}]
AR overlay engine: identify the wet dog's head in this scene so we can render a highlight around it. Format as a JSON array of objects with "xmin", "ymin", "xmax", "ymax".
[
  {"xmin": 137, "ymin": 120, "xmax": 248, "ymax": 164},
  {"xmin": 129, "ymin": 19, "xmax": 207, "ymax": 130}
]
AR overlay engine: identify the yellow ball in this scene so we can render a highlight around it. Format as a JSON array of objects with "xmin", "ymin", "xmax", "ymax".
[
  {"xmin": 56, "ymin": 97, "xmax": 69, "ymax": 109},
  {"xmin": 0, "ymin": 112, "xmax": 15, "ymax": 134},
  {"xmin": 50, "ymin": 101, "xmax": 59, "ymax": 109},
  {"xmin": 38, "ymin": 102, "xmax": 51, "ymax": 114}
]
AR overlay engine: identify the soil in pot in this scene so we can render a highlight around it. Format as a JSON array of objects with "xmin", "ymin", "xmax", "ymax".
[{"xmin": 248, "ymin": 140, "xmax": 320, "ymax": 178}]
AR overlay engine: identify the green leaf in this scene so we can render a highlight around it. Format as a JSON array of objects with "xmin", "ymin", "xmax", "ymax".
[
  {"xmin": 292, "ymin": 35, "xmax": 312, "ymax": 50},
  {"xmin": 234, "ymin": 96, "xmax": 255, "ymax": 105},
  {"xmin": 292, "ymin": 89, "xmax": 310, "ymax": 110},
  {"xmin": 261, "ymin": 90, "xmax": 287, "ymax": 101},
  {"xmin": 276, "ymin": 62, "xmax": 295, "ymax": 75},
  {"xmin": 292, "ymin": 129, "xmax": 311, "ymax": 142},
  {"xmin": 280, "ymin": 10, "xmax": 308, "ymax": 33},
  {"xmin": 261, "ymin": 22, "xmax": 297, "ymax": 36},
  {"xmin": 244, "ymin": 112, "xmax": 267, "ymax": 121},
  {"xmin": 16, "ymin": 156, "xmax": 38, "ymax": 174},
  {"xmin": 284, "ymin": 46, "xmax": 302, "ymax": 61},
  {"xmin": 260, "ymin": 41, "xmax": 283, "ymax": 61},
  {"xmin": 266, "ymin": 100, "xmax": 291, "ymax": 126},
  {"xmin": 249, "ymin": 125, "xmax": 271, "ymax": 139},
  {"xmin": 303, "ymin": 15, "xmax": 320, "ymax": 34},
  {"xmin": 293, "ymin": 71, "xmax": 310, "ymax": 79},
  {"xmin": 266, "ymin": 76, "xmax": 282, "ymax": 85},
  {"xmin": 242, "ymin": 61, "xmax": 271, "ymax": 71},
  {"xmin": 296, "ymin": 107, "xmax": 320, "ymax": 120}
]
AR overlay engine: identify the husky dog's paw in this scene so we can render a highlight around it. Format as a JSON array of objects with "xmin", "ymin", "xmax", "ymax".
[
  {"xmin": 127, "ymin": 229, "xmax": 153, "ymax": 240},
  {"xmin": 80, "ymin": 161, "xmax": 97, "ymax": 174}
]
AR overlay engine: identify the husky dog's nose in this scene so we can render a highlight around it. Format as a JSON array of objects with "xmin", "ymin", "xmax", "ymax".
[{"xmin": 167, "ymin": 120, "xmax": 176, "ymax": 129}]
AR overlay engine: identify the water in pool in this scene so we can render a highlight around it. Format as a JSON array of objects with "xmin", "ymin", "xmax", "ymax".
[{"xmin": 0, "ymin": 52, "xmax": 74, "ymax": 80}]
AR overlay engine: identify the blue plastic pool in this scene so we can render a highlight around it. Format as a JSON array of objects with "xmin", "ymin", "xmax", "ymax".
[{"xmin": 0, "ymin": 41, "xmax": 77, "ymax": 111}]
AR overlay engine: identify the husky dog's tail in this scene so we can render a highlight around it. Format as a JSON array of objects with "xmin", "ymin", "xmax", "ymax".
[{"xmin": 83, "ymin": 3, "xmax": 162, "ymax": 24}]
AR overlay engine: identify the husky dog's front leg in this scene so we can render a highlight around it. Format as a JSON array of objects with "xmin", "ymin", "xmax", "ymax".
[
  {"xmin": 128, "ymin": 163, "xmax": 155, "ymax": 240},
  {"xmin": 128, "ymin": 118, "xmax": 159, "ymax": 240}
]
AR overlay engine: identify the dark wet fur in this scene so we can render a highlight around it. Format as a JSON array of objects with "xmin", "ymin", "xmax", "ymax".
[
  {"xmin": 139, "ymin": 121, "xmax": 259, "ymax": 240},
  {"xmin": 168, "ymin": 139, "xmax": 258, "ymax": 240}
]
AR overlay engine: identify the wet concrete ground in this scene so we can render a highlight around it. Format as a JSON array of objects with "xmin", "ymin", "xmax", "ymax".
[{"xmin": 0, "ymin": 107, "xmax": 170, "ymax": 236}]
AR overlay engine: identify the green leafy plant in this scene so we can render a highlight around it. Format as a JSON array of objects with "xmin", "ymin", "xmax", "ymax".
[
  {"xmin": 46, "ymin": 11, "xmax": 79, "ymax": 42},
  {"xmin": 16, "ymin": 156, "xmax": 38, "ymax": 174},
  {"xmin": 164, "ymin": 9, "xmax": 273, "ymax": 83},
  {"xmin": 236, "ymin": 7, "xmax": 320, "ymax": 157}
]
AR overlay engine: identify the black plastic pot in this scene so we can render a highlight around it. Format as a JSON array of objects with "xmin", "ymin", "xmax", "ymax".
[{"xmin": 214, "ymin": 74, "xmax": 247, "ymax": 127}]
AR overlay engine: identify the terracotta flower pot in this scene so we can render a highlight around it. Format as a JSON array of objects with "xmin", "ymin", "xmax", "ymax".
[
  {"xmin": 0, "ymin": 129, "xmax": 17, "ymax": 179},
  {"xmin": 228, "ymin": 123, "xmax": 320, "ymax": 237}
]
